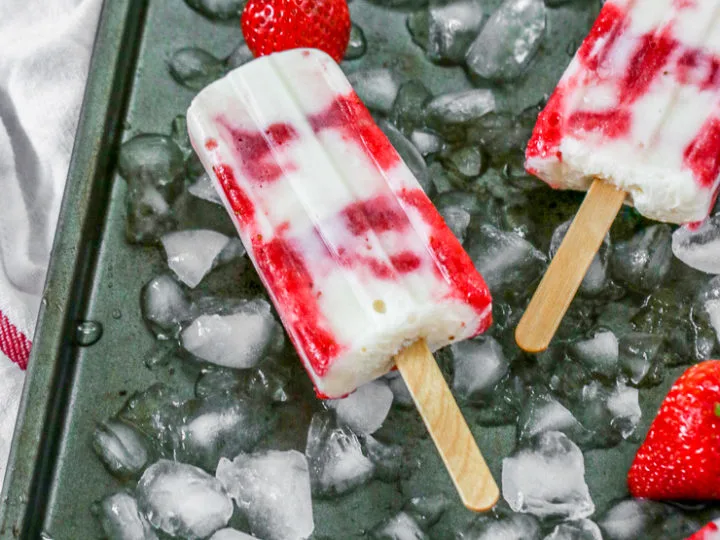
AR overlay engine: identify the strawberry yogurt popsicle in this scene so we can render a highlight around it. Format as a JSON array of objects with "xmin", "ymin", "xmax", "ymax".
[
  {"xmin": 187, "ymin": 48, "xmax": 497, "ymax": 511},
  {"xmin": 526, "ymin": 0, "xmax": 720, "ymax": 224},
  {"xmin": 187, "ymin": 48, "xmax": 492, "ymax": 399},
  {"xmin": 517, "ymin": 0, "xmax": 720, "ymax": 353}
]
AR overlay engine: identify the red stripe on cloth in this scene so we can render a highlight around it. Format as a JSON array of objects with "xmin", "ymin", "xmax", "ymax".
[{"xmin": 0, "ymin": 310, "xmax": 31, "ymax": 370}]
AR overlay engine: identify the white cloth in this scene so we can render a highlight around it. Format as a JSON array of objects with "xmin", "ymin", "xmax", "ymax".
[{"xmin": 0, "ymin": 0, "xmax": 103, "ymax": 490}]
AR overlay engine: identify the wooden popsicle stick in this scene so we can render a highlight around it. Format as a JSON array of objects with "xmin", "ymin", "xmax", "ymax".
[
  {"xmin": 515, "ymin": 178, "xmax": 627, "ymax": 353},
  {"xmin": 395, "ymin": 339, "xmax": 499, "ymax": 512}
]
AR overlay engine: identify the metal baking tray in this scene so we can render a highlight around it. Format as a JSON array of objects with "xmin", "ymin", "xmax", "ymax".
[{"xmin": 0, "ymin": 0, "xmax": 718, "ymax": 538}]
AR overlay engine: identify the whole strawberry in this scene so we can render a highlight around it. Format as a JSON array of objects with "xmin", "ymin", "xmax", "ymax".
[
  {"xmin": 241, "ymin": 0, "xmax": 351, "ymax": 63},
  {"xmin": 628, "ymin": 360, "xmax": 720, "ymax": 500}
]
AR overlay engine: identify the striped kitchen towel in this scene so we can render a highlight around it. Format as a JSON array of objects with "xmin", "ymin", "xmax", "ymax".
[{"xmin": 0, "ymin": 0, "xmax": 102, "ymax": 491}]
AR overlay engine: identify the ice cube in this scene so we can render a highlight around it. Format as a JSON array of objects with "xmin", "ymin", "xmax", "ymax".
[
  {"xmin": 161, "ymin": 230, "xmax": 230, "ymax": 288},
  {"xmin": 184, "ymin": 0, "xmax": 244, "ymax": 19},
  {"xmin": 407, "ymin": 10, "xmax": 429, "ymax": 52},
  {"xmin": 95, "ymin": 492, "xmax": 158, "ymax": 540},
  {"xmin": 189, "ymin": 173, "xmax": 223, "ymax": 205},
  {"xmin": 196, "ymin": 360, "xmax": 291, "ymax": 404},
  {"xmin": 425, "ymin": 89, "xmax": 496, "ymax": 128},
  {"xmin": 517, "ymin": 392, "xmax": 586, "ymax": 443},
  {"xmin": 345, "ymin": 23, "xmax": 367, "ymax": 60},
  {"xmin": 410, "ymin": 129, "xmax": 443, "ymax": 156},
  {"xmin": 137, "ymin": 460, "xmax": 233, "ymax": 539},
  {"xmin": 326, "ymin": 379, "xmax": 393, "ymax": 435},
  {"xmin": 126, "ymin": 187, "xmax": 176, "ymax": 244},
  {"xmin": 92, "ymin": 420, "xmax": 150, "ymax": 479},
  {"xmin": 606, "ymin": 384, "xmax": 641, "ymax": 439},
  {"xmin": 118, "ymin": 135, "xmax": 184, "ymax": 245},
  {"xmin": 551, "ymin": 220, "xmax": 609, "ymax": 296},
  {"xmin": 574, "ymin": 381, "xmax": 641, "ymax": 446},
  {"xmin": 611, "ymin": 225, "xmax": 673, "ymax": 292},
  {"xmin": 209, "ymin": 529, "xmax": 260, "ymax": 540},
  {"xmin": 348, "ymin": 69, "xmax": 402, "ymax": 113},
  {"xmin": 672, "ymin": 215, "xmax": 720, "ymax": 274},
  {"xmin": 568, "ymin": 330, "xmax": 619, "ymax": 379},
  {"xmin": 177, "ymin": 393, "xmax": 275, "ymax": 471},
  {"xmin": 438, "ymin": 206, "xmax": 471, "ymax": 243},
  {"xmin": 502, "ymin": 431, "xmax": 594, "ymax": 520},
  {"xmin": 451, "ymin": 336, "xmax": 509, "ymax": 402},
  {"xmin": 169, "ymin": 48, "xmax": 226, "ymax": 90},
  {"xmin": 598, "ymin": 499, "xmax": 673, "ymax": 540},
  {"xmin": 141, "ymin": 274, "xmax": 192, "ymax": 339},
  {"xmin": 465, "ymin": 224, "xmax": 546, "ymax": 298},
  {"xmin": 445, "ymin": 146, "xmax": 484, "ymax": 178},
  {"xmin": 226, "ymin": 43, "xmax": 254, "ymax": 69},
  {"xmin": 618, "ymin": 332, "xmax": 665, "ymax": 387},
  {"xmin": 428, "ymin": 161, "xmax": 457, "ymax": 194},
  {"xmin": 467, "ymin": 104, "xmax": 538, "ymax": 160},
  {"xmin": 305, "ymin": 413, "xmax": 375, "ymax": 496},
  {"xmin": 434, "ymin": 189, "xmax": 486, "ymax": 215},
  {"xmin": 403, "ymin": 493, "xmax": 451, "ymax": 530},
  {"xmin": 117, "ymin": 384, "xmax": 184, "ymax": 457},
  {"xmin": 543, "ymin": 519, "xmax": 602, "ymax": 540},
  {"xmin": 181, "ymin": 298, "xmax": 278, "ymax": 369},
  {"xmin": 458, "ymin": 511, "xmax": 541, "ymax": 540},
  {"xmin": 379, "ymin": 120, "xmax": 430, "ymax": 191},
  {"xmin": 363, "ymin": 435, "xmax": 406, "ymax": 481},
  {"xmin": 118, "ymin": 135, "xmax": 185, "ymax": 191},
  {"xmin": 427, "ymin": 0, "xmax": 484, "ymax": 64},
  {"xmin": 465, "ymin": 0, "xmax": 546, "ymax": 81},
  {"xmin": 706, "ymin": 298, "xmax": 720, "ymax": 344},
  {"xmin": 216, "ymin": 450, "xmax": 314, "ymax": 540},
  {"xmin": 633, "ymin": 286, "xmax": 716, "ymax": 362},
  {"xmin": 390, "ymin": 80, "xmax": 432, "ymax": 136},
  {"xmin": 371, "ymin": 512, "xmax": 427, "ymax": 539}
]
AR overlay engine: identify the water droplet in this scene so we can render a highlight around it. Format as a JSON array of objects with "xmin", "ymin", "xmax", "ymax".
[
  {"xmin": 345, "ymin": 24, "xmax": 367, "ymax": 61},
  {"xmin": 75, "ymin": 321, "xmax": 103, "ymax": 346},
  {"xmin": 112, "ymin": 309, "xmax": 122, "ymax": 320}
]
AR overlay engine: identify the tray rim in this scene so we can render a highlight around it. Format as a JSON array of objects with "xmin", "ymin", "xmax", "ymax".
[{"xmin": 0, "ymin": 1, "xmax": 148, "ymax": 536}]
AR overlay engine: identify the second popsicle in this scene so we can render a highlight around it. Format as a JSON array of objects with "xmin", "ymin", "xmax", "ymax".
[{"xmin": 518, "ymin": 0, "xmax": 720, "ymax": 352}]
